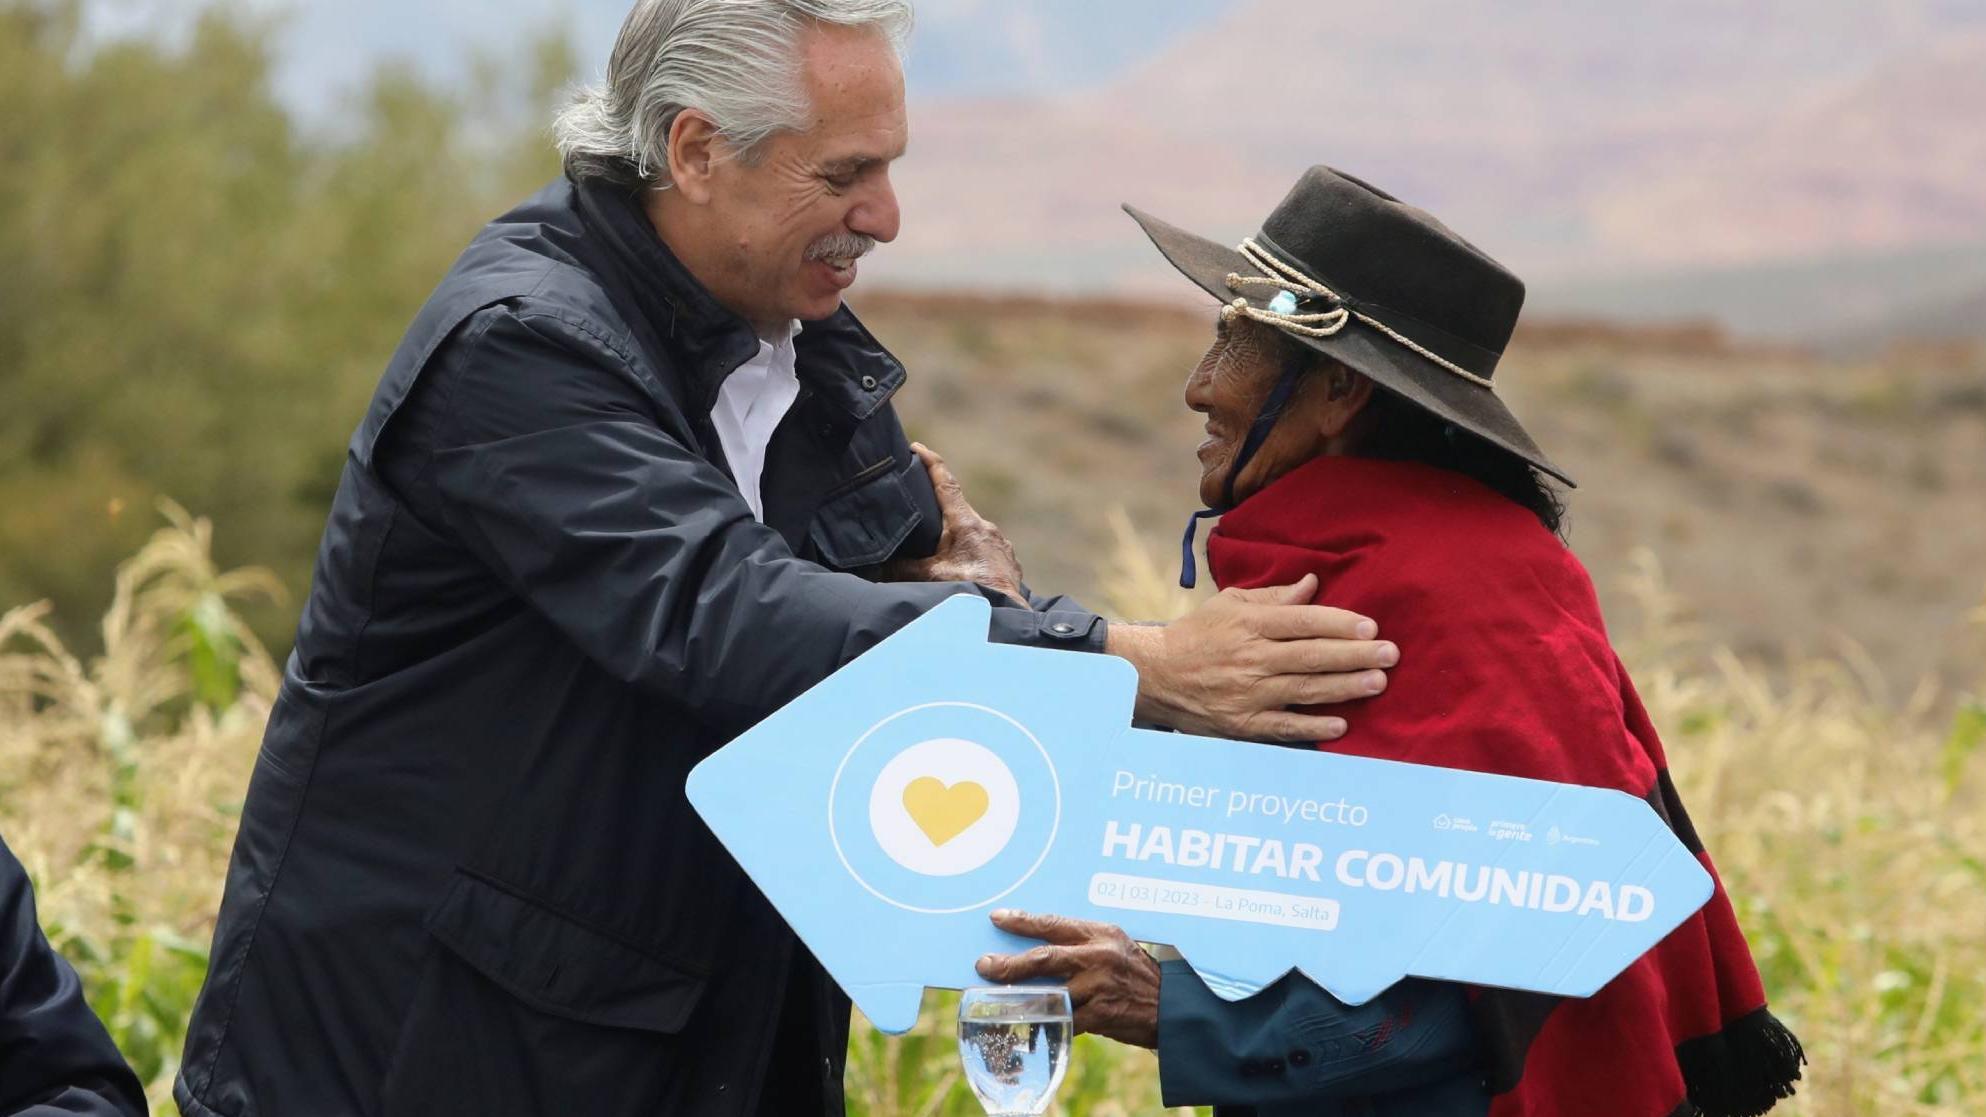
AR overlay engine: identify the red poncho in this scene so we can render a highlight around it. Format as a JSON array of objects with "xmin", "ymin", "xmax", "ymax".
[{"xmin": 1206, "ymin": 456, "xmax": 1802, "ymax": 1117}]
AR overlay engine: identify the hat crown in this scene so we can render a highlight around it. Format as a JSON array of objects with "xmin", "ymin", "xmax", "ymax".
[{"xmin": 1257, "ymin": 167, "xmax": 1525, "ymax": 371}]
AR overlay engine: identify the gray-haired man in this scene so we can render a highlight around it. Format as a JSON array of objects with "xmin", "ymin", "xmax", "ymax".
[{"xmin": 172, "ymin": 3, "xmax": 1396, "ymax": 1115}]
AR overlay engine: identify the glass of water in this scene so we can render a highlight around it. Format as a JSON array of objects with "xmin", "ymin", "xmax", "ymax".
[{"xmin": 957, "ymin": 986, "xmax": 1072, "ymax": 1116}]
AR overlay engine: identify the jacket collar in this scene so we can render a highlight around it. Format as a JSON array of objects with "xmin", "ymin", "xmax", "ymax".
[{"xmin": 573, "ymin": 177, "xmax": 905, "ymax": 423}]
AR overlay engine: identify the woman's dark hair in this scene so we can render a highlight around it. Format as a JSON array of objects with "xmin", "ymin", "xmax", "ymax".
[
  {"xmin": 1351, "ymin": 385, "xmax": 1566, "ymax": 536},
  {"xmin": 1288, "ymin": 344, "xmax": 1567, "ymax": 536}
]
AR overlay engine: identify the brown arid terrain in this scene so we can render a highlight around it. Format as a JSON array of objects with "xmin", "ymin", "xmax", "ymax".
[{"xmin": 854, "ymin": 290, "xmax": 1986, "ymax": 698}]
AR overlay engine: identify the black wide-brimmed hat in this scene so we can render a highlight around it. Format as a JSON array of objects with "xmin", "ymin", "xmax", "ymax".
[{"xmin": 1125, "ymin": 165, "xmax": 1573, "ymax": 487}]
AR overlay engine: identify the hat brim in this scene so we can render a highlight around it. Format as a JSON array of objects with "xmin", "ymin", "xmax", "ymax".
[{"xmin": 1122, "ymin": 203, "xmax": 1575, "ymax": 488}]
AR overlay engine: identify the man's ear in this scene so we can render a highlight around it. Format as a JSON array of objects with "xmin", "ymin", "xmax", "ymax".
[{"xmin": 665, "ymin": 110, "xmax": 721, "ymax": 205}]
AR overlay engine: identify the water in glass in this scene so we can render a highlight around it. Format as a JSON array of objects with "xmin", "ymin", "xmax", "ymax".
[{"xmin": 957, "ymin": 987, "xmax": 1071, "ymax": 1116}]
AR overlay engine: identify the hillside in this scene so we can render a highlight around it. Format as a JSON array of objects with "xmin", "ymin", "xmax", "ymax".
[
  {"xmin": 852, "ymin": 290, "xmax": 1986, "ymax": 695},
  {"xmin": 1588, "ymin": 32, "xmax": 1986, "ymax": 268},
  {"xmin": 1858, "ymin": 283, "xmax": 1986, "ymax": 350},
  {"xmin": 1531, "ymin": 238, "xmax": 1986, "ymax": 346},
  {"xmin": 864, "ymin": 0, "xmax": 1986, "ymax": 329}
]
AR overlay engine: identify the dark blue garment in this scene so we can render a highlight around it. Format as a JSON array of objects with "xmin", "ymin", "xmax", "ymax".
[
  {"xmin": 171, "ymin": 177, "xmax": 1107, "ymax": 1117},
  {"xmin": 1157, "ymin": 960, "xmax": 1488, "ymax": 1117},
  {"xmin": 0, "ymin": 835, "xmax": 147, "ymax": 1117}
]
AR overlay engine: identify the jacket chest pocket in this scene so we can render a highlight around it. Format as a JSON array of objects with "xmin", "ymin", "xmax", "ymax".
[
  {"xmin": 809, "ymin": 460, "xmax": 929, "ymax": 569},
  {"xmin": 423, "ymin": 869, "xmax": 708, "ymax": 1033}
]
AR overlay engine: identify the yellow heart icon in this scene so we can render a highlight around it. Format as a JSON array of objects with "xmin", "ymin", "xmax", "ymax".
[{"xmin": 901, "ymin": 776, "xmax": 990, "ymax": 847}]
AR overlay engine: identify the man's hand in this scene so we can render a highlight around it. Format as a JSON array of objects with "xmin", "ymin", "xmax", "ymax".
[
  {"xmin": 875, "ymin": 443, "xmax": 1026, "ymax": 606},
  {"xmin": 1107, "ymin": 574, "xmax": 1396, "ymax": 742},
  {"xmin": 975, "ymin": 910, "xmax": 1162, "ymax": 1050}
]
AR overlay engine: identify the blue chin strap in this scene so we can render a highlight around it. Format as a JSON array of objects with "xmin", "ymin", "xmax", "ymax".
[{"xmin": 1178, "ymin": 361, "xmax": 1308, "ymax": 588}]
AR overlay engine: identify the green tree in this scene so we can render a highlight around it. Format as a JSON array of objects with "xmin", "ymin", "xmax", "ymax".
[{"xmin": 0, "ymin": 0, "xmax": 570, "ymax": 652}]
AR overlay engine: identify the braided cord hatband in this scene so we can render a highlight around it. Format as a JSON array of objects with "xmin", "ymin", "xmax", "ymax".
[{"xmin": 1221, "ymin": 237, "xmax": 1496, "ymax": 390}]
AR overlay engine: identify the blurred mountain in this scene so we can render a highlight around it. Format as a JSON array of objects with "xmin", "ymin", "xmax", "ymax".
[
  {"xmin": 1882, "ymin": 285, "xmax": 1986, "ymax": 344},
  {"xmin": 1585, "ymin": 31, "xmax": 1986, "ymax": 268},
  {"xmin": 1531, "ymin": 238, "xmax": 1986, "ymax": 346},
  {"xmin": 1818, "ymin": 279, "xmax": 1986, "ymax": 354},
  {"xmin": 78, "ymin": 0, "xmax": 1986, "ymax": 341},
  {"xmin": 865, "ymin": 0, "xmax": 1986, "ymax": 340}
]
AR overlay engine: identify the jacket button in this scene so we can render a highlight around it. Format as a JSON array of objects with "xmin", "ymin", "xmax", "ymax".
[
  {"xmin": 1288, "ymin": 1048, "xmax": 1311, "ymax": 1066},
  {"xmin": 1238, "ymin": 1059, "xmax": 1259, "ymax": 1076},
  {"xmin": 1048, "ymin": 621, "xmax": 1077, "ymax": 637},
  {"xmin": 860, "ymin": 374, "xmax": 879, "ymax": 390},
  {"xmin": 1267, "ymin": 1058, "xmax": 1286, "ymax": 1073}
]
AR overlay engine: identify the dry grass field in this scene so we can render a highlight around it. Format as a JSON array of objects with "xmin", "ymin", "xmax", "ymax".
[{"xmin": 2, "ymin": 299, "xmax": 1982, "ymax": 1115}]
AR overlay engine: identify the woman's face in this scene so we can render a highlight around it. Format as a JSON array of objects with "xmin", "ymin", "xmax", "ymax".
[{"xmin": 1184, "ymin": 316, "xmax": 1369, "ymax": 508}]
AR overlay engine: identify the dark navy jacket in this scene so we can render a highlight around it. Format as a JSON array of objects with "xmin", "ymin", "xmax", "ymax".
[
  {"xmin": 1159, "ymin": 961, "xmax": 1487, "ymax": 1116},
  {"xmin": 0, "ymin": 835, "xmax": 146, "ymax": 1117},
  {"xmin": 172, "ymin": 177, "xmax": 1104, "ymax": 1117}
]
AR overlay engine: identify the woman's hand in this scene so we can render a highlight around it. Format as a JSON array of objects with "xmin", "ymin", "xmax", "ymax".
[
  {"xmin": 875, "ymin": 443, "xmax": 1027, "ymax": 606},
  {"xmin": 974, "ymin": 910, "xmax": 1162, "ymax": 1049}
]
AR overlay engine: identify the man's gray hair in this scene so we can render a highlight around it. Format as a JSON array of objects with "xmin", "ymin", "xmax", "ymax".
[{"xmin": 555, "ymin": 0, "xmax": 913, "ymax": 189}]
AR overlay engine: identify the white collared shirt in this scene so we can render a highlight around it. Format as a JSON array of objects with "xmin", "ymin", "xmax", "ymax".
[{"xmin": 711, "ymin": 321, "xmax": 803, "ymax": 522}]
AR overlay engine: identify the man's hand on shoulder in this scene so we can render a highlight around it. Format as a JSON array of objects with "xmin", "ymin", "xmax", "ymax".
[
  {"xmin": 1108, "ymin": 574, "xmax": 1396, "ymax": 742},
  {"xmin": 864, "ymin": 445, "xmax": 1394, "ymax": 739}
]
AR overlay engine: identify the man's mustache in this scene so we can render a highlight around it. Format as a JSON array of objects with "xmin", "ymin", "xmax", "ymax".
[{"xmin": 805, "ymin": 233, "xmax": 876, "ymax": 262}]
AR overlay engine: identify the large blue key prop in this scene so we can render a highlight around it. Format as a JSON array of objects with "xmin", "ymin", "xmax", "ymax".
[{"xmin": 687, "ymin": 596, "xmax": 1712, "ymax": 1034}]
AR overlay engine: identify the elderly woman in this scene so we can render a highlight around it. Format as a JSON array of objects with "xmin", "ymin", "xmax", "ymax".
[{"xmin": 976, "ymin": 168, "xmax": 1804, "ymax": 1117}]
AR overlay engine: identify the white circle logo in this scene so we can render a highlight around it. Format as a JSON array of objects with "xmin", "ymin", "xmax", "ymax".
[
  {"xmin": 828, "ymin": 701, "xmax": 1060, "ymax": 914},
  {"xmin": 868, "ymin": 738, "xmax": 1020, "ymax": 876}
]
